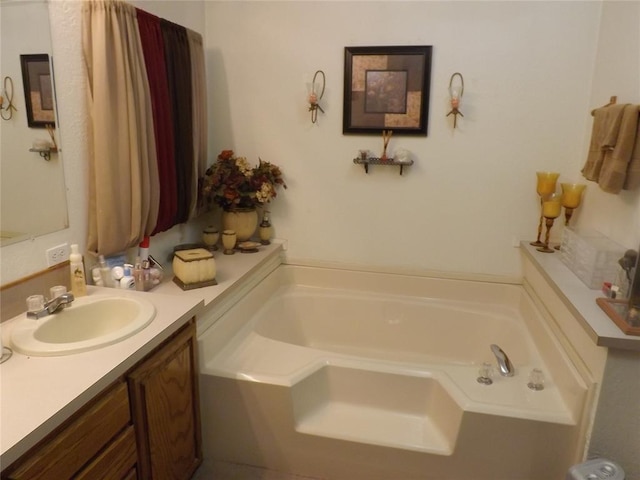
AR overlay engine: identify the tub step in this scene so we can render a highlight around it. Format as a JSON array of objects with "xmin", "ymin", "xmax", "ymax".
[
  {"xmin": 296, "ymin": 401, "xmax": 453, "ymax": 455},
  {"xmin": 291, "ymin": 365, "xmax": 463, "ymax": 456}
]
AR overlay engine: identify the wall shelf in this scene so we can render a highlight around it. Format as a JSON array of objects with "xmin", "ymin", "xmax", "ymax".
[
  {"xmin": 353, "ymin": 157, "xmax": 414, "ymax": 175},
  {"xmin": 29, "ymin": 146, "xmax": 58, "ymax": 161}
]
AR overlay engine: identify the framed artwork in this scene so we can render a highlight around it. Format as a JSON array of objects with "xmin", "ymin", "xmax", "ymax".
[
  {"xmin": 20, "ymin": 54, "xmax": 55, "ymax": 128},
  {"xmin": 343, "ymin": 46, "xmax": 432, "ymax": 135}
]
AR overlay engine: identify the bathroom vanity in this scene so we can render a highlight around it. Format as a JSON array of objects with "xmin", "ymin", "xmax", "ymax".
[{"xmin": 0, "ymin": 243, "xmax": 285, "ymax": 479}]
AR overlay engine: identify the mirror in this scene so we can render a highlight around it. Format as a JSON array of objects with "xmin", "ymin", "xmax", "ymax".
[{"xmin": 0, "ymin": 0, "xmax": 69, "ymax": 247}]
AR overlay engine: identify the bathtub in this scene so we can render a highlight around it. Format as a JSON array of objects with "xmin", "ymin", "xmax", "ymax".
[{"xmin": 199, "ymin": 265, "xmax": 591, "ymax": 480}]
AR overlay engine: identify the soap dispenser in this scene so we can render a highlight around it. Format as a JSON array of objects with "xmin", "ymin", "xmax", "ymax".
[{"xmin": 69, "ymin": 244, "xmax": 87, "ymax": 297}]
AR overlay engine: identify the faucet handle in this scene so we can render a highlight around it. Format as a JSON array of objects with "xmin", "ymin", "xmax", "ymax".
[{"xmin": 26, "ymin": 295, "xmax": 46, "ymax": 313}]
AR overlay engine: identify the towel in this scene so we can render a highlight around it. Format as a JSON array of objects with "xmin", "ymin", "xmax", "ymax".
[
  {"xmin": 581, "ymin": 103, "xmax": 627, "ymax": 181},
  {"xmin": 623, "ymin": 108, "xmax": 640, "ymax": 191},
  {"xmin": 598, "ymin": 104, "xmax": 640, "ymax": 193}
]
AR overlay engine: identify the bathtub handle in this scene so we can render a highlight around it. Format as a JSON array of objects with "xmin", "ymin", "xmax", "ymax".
[{"xmin": 490, "ymin": 344, "xmax": 515, "ymax": 377}]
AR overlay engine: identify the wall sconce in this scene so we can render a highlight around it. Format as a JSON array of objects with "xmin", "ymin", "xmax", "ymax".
[
  {"xmin": 446, "ymin": 72, "xmax": 464, "ymax": 128},
  {"xmin": 308, "ymin": 70, "xmax": 325, "ymax": 124},
  {"xmin": 1, "ymin": 76, "xmax": 18, "ymax": 121}
]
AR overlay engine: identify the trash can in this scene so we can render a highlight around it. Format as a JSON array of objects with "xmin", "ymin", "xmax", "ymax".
[{"xmin": 566, "ymin": 458, "xmax": 625, "ymax": 480}]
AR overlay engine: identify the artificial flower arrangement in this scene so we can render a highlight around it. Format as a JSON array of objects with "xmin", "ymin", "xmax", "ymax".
[{"xmin": 200, "ymin": 149, "xmax": 286, "ymax": 211}]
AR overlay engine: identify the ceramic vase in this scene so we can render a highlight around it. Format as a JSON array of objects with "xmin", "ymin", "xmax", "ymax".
[{"xmin": 222, "ymin": 208, "xmax": 258, "ymax": 242}]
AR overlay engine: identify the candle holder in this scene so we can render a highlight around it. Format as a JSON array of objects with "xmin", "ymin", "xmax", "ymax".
[
  {"xmin": 537, "ymin": 192, "xmax": 562, "ymax": 253},
  {"xmin": 530, "ymin": 172, "xmax": 559, "ymax": 247},
  {"xmin": 560, "ymin": 183, "xmax": 586, "ymax": 226}
]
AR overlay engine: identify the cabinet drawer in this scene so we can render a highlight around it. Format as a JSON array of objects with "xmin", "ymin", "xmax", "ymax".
[
  {"xmin": 75, "ymin": 425, "xmax": 137, "ymax": 480},
  {"xmin": 6, "ymin": 381, "xmax": 131, "ymax": 480}
]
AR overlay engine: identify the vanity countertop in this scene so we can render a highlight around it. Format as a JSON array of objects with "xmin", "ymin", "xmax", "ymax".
[
  {"xmin": 521, "ymin": 242, "xmax": 640, "ymax": 351},
  {"xmin": 0, "ymin": 242, "xmax": 284, "ymax": 469}
]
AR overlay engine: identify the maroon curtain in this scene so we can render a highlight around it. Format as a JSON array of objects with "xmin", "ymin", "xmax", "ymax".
[
  {"xmin": 161, "ymin": 19, "xmax": 193, "ymax": 225},
  {"xmin": 136, "ymin": 8, "xmax": 177, "ymax": 234}
]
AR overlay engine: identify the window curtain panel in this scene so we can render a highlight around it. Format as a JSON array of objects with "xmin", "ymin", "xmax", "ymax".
[
  {"xmin": 136, "ymin": 8, "xmax": 178, "ymax": 234},
  {"xmin": 161, "ymin": 19, "xmax": 193, "ymax": 225},
  {"xmin": 82, "ymin": 1, "xmax": 159, "ymax": 256},
  {"xmin": 187, "ymin": 29, "xmax": 207, "ymax": 220}
]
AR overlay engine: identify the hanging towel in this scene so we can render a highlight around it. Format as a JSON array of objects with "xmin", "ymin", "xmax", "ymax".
[
  {"xmin": 623, "ymin": 109, "xmax": 640, "ymax": 191},
  {"xmin": 581, "ymin": 103, "xmax": 627, "ymax": 181},
  {"xmin": 598, "ymin": 104, "xmax": 640, "ymax": 193}
]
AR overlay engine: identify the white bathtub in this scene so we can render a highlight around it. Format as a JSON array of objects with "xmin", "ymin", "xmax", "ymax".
[{"xmin": 199, "ymin": 265, "xmax": 591, "ymax": 480}]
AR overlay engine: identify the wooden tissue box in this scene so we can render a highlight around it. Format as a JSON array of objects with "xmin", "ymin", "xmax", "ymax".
[{"xmin": 172, "ymin": 248, "xmax": 217, "ymax": 290}]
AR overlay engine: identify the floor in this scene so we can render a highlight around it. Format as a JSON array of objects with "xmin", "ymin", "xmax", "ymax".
[{"xmin": 193, "ymin": 460, "xmax": 325, "ymax": 480}]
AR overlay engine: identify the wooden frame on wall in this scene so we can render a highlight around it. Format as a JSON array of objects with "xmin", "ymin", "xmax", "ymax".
[
  {"xmin": 20, "ymin": 54, "xmax": 55, "ymax": 128},
  {"xmin": 343, "ymin": 45, "xmax": 432, "ymax": 136}
]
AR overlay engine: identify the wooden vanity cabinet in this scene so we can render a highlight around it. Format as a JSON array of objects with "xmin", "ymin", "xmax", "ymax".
[
  {"xmin": 3, "ymin": 380, "xmax": 137, "ymax": 480},
  {"xmin": 3, "ymin": 319, "xmax": 202, "ymax": 480},
  {"xmin": 128, "ymin": 319, "xmax": 202, "ymax": 480}
]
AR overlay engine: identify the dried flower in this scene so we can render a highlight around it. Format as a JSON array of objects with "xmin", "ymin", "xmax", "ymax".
[{"xmin": 200, "ymin": 150, "xmax": 287, "ymax": 211}]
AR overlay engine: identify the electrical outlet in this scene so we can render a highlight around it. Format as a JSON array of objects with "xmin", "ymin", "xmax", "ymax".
[{"xmin": 46, "ymin": 243, "xmax": 70, "ymax": 267}]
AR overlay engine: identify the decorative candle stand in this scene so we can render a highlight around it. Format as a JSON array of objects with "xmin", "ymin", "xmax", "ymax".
[
  {"xmin": 531, "ymin": 171, "xmax": 559, "ymax": 247},
  {"xmin": 537, "ymin": 192, "xmax": 562, "ymax": 253}
]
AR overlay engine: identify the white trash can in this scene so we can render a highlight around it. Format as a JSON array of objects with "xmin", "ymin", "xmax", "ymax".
[{"xmin": 566, "ymin": 458, "xmax": 625, "ymax": 480}]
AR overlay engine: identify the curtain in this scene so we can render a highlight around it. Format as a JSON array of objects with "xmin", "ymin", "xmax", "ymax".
[
  {"xmin": 136, "ymin": 8, "xmax": 178, "ymax": 234},
  {"xmin": 83, "ymin": 1, "xmax": 208, "ymax": 251},
  {"xmin": 161, "ymin": 19, "xmax": 193, "ymax": 225},
  {"xmin": 187, "ymin": 29, "xmax": 207, "ymax": 220},
  {"xmin": 82, "ymin": 1, "xmax": 159, "ymax": 256}
]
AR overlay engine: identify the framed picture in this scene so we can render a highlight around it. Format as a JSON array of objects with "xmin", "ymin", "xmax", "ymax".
[
  {"xmin": 20, "ymin": 54, "xmax": 55, "ymax": 128},
  {"xmin": 343, "ymin": 46, "xmax": 432, "ymax": 135}
]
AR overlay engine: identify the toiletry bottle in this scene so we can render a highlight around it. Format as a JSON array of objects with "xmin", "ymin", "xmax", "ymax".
[
  {"xmin": 69, "ymin": 244, "xmax": 87, "ymax": 297},
  {"xmin": 139, "ymin": 236, "xmax": 150, "ymax": 262},
  {"xmin": 98, "ymin": 254, "xmax": 114, "ymax": 287},
  {"xmin": 134, "ymin": 257, "xmax": 144, "ymax": 291}
]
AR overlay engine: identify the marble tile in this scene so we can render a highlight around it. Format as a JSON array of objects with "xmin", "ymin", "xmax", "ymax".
[{"xmin": 193, "ymin": 460, "xmax": 324, "ymax": 480}]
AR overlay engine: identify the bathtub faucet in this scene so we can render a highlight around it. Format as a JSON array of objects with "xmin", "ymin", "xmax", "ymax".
[{"xmin": 490, "ymin": 344, "xmax": 514, "ymax": 377}]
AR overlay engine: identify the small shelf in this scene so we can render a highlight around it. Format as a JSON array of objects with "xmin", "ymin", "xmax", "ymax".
[
  {"xmin": 353, "ymin": 157, "xmax": 413, "ymax": 175},
  {"xmin": 29, "ymin": 146, "xmax": 58, "ymax": 161}
]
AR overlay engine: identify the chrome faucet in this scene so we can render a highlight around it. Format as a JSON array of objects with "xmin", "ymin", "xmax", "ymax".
[
  {"xmin": 27, "ymin": 292, "xmax": 75, "ymax": 319},
  {"xmin": 490, "ymin": 344, "xmax": 515, "ymax": 377}
]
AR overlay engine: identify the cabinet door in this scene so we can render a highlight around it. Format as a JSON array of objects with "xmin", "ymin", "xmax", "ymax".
[
  {"xmin": 4, "ymin": 381, "xmax": 132, "ymax": 480},
  {"xmin": 128, "ymin": 320, "xmax": 202, "ymax": 480}
]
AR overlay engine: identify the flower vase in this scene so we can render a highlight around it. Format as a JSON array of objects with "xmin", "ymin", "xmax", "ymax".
[{"xmin": 222, "ymin": 208, "xmax": 258, "ymax": 242}]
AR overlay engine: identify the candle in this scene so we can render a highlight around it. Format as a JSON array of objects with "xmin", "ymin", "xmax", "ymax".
[
  {"xmin": 536, "ymin": 172, "xmax": 560, "ymax": 196},
  {"xmin": 561, "ymin": 183, "xmax": 586, "ymax": 209},
  {"xmin": 542, "ymin": 194, "xmax": 562, "ymax": 218}
]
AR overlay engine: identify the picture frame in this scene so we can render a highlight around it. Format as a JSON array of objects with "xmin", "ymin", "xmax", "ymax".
[
  {"xmin": 343, "ymin": 46, "xmax": 432, "ymax": 136},
  {"xmin": 20, "ymin": 54, "xmax": 55, "ymax": 128}
]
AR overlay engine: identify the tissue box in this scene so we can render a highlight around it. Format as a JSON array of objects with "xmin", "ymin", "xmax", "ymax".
[
  {"xmin": 172, "ymin": 248, "xmax": 217, "ymax": 290},
  {"xmin": 560, "ymin": 227, "xmax": 625, "ymax": 289}
]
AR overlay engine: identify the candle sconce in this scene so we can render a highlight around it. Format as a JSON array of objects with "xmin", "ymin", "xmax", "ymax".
[
  {"xmin": 446, "ymin": 72, "xmax": 464, "ymax": 128},
  {"xmin": 0, "ymin": 76, "xmax": 17, "ymax": 121},
  {"xmin": 308, "ymin": 70, "xmax": 325, "ymax": 124}
]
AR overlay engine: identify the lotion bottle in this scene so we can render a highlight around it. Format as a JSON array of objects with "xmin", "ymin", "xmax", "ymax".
[{"xmin": 69, "ymin": 244, "xmax": 87, "ymax": 297}]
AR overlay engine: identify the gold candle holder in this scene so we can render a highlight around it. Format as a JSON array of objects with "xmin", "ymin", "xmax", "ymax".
[
  {"xmin": 530, "ymin": 172, "xmax": 559, "ymax": 247},
  {"xmin": 537, "ymin": 192, "xmax": 562, "ymax": 253},
  {"xmin": 560, "ymin": 183, "xmax": 586, "ymax": 226}
]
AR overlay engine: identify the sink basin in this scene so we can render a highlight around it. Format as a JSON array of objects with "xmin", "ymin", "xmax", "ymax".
[{"xmin": 10, "ymin": 295, "xmax": 156, "ymax": 356}]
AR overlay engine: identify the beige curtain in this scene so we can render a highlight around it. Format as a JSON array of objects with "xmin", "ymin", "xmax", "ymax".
[
  {"xmin": 187, "ymin": 29, "xmax": 207, "ymax": 219},
  {"xmin": 82, "ymin": 1, "xmax": 159, "ymax": 256}
]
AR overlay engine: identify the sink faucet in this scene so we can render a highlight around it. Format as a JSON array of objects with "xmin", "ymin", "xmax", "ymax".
[
  {"xmin": 27, "ymin": 292, "xmax": 75, "ymax": 319},
  {"xmin": 490, "ymin": 344, "xmax": 515, "ymax": 377}
]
